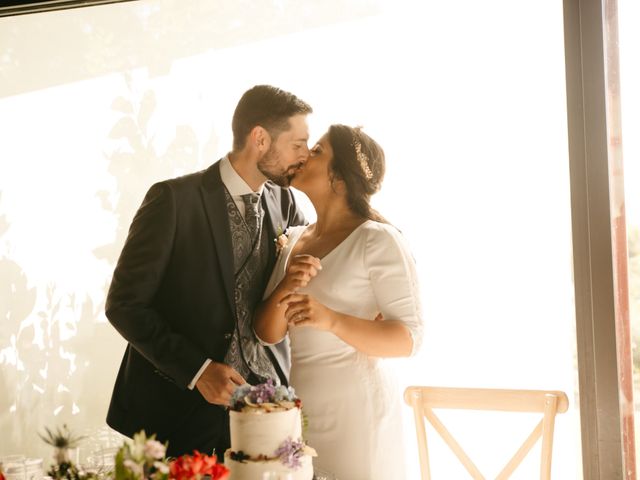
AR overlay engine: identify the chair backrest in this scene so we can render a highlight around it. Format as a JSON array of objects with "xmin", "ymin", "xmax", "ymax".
[{"xmin": 404, "ymin": 386, "xmax": 569, "ymax": 480}]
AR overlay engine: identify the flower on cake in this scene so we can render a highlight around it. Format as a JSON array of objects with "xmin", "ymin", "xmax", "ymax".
[
  {"xmin": 274, "ymin": 437, "xmax": 317, "ymax": 470},
  {"xmin": 227, "ymin": 451, "xmax": 250, "ymax": 463},
  {"xmin": 230, "ymin": 378, "xmax": 298, "ymax": 411}
]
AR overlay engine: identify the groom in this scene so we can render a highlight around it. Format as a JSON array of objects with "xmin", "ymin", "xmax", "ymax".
[{"xmin": 105, "ymin": 85, "xmax": 311, "ymax": 457}]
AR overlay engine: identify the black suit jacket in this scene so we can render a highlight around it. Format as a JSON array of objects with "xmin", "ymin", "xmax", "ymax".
[{"xmin": 105, "ymin": 160, "xmax": 304, "ymax": 441}]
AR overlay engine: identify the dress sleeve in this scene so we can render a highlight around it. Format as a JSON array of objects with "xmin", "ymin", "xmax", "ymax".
[{"xmin": 364, "ymin": 223, "xmax": 424, "ymax": 356}]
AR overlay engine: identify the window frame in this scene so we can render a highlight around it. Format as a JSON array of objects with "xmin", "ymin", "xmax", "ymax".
[
  {"xmin": 563, "ymin": 0, "xmax": 633, "ymax": 477},
  {"xmin": 0, "ymin": 1, "xmax": 135, "ymax": 18}
]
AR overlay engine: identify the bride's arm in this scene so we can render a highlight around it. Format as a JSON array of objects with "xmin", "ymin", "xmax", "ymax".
[
  {"xmin": 333, "ymin": 315, "xmax": 414, "ymax": 357},
  {"xmin": 282, "ymin": 224, "xmax": 423, "ymax": 358},
  {"xmin": 254, "ymin": 254, "xmax": 322, "ymax": 344},
  {"xmin": 282, "ymin": 293, "xmax": 414, "ymax": 357},
  {"xmin": 254, "ymin": 284, "xmax": 290, "ymax": 344}
]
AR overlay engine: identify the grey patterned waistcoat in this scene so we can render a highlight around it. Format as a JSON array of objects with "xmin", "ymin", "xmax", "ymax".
[{"xmin": 222, "ymin": 189, "xmax": 280, "ymax": 384}]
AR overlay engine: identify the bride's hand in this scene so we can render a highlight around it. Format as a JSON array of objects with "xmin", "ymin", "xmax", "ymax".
[
  {"xmin": 280, "ymin": 292, "xmax": 339, "ymax": 331},
  {"xmin": 276, "ymin": 255, "xmax": 322, "ymax": 299}
]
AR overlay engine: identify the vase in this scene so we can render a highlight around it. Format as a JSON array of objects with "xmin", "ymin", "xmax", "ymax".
[{"xmin": 54, "ymin": 447, "xmax": 69, "ymax": 465}]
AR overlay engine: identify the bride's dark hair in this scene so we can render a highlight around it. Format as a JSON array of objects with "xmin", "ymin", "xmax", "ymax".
[{"xmin": 328, "ymin": 124, "xmax": 387, "ymax": 223}]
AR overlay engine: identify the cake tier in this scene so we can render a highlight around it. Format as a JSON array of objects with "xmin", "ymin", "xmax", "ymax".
[
  {"xmin": 229, "ymin": 407, "xmax": 302, "ymax": 457},
  {"xmin": 224, "ymin": 450, "xmax": 313, "ymax": 480}
]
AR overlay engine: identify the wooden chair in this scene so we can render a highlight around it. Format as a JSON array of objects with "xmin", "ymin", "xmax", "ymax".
[{"xmin": 404, "ymin": 386, "xmax": 569, "ymax": 479}]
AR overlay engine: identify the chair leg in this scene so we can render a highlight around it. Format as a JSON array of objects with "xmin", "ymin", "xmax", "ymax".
[
  {"xmin": 540, "ymin": 394, "xmax": 559, "ymax": 480},
  {"xmin": 411, "ymin": 390, "xmax": 432, "ymax": 480}
]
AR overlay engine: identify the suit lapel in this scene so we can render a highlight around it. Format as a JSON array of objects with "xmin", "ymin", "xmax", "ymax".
[
  {"xmin": 262, "ymin": 185, "xmax": 281, "ymax": 277},
  {"xmin": 200, "ymin": 161, "xmax": 236, "ymax": 317}
]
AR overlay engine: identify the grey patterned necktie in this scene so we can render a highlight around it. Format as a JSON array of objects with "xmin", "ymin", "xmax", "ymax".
[{"xmin": 241, "ymin": 192, "xmax": 261, "ymax": 240}]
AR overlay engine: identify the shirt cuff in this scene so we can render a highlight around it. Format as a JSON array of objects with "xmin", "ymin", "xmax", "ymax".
[{"xmin": 188, "ymin": 358, "xmax": 212, "ymax": 390}]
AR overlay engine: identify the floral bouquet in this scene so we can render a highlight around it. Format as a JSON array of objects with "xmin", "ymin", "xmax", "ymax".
[
  {"xmin": 169, "ymin": 451, "xmax": 228, "ymax": 480},
  {"xmin": 114, "ymin": 432, "xmax": 228, "ymax": 480},
  {"xmin": 40, "ymin": 425, "xmax": 229, "ymax": 480},
  {"xmin": 113, "ymin": 431, "xmax": 169, "ymax": 480}
]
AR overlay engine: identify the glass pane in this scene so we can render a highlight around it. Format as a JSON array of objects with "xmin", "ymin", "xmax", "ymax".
[{"xmin": 0, "ymin": 1, "xmax": 581, "ymax": 477}]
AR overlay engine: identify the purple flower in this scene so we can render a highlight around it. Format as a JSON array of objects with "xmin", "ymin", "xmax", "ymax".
[
  {"xmin": 274, "ymin": 437, "xmax": 305, "ymax": 470},
  {"xmin": 248, "ymin": 379, "xmax": 277, "ymax": 404},
  {"xmin": 230, "ymin": 378, "xmax": 299, "ymax": 410}
]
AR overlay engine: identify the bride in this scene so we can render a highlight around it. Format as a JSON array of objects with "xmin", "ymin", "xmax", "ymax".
[{"xmin": 254, "ymin": 124, "xmax": 423, "ymax": 480}]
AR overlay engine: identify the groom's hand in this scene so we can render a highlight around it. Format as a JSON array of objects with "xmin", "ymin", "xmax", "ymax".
[{"xmin": 196, "ymin": 361, "xmax": 245, "ymax": 406}]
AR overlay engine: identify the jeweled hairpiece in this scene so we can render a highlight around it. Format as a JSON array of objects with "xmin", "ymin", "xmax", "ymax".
[{"xmin": 351, "ymin": 128, "xmax": 373, "ymax": 180}]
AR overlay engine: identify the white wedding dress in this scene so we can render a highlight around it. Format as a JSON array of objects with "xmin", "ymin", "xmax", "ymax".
[{"xmin": 261, "ymin": 220, "xmax": 423, "ymax": 480}]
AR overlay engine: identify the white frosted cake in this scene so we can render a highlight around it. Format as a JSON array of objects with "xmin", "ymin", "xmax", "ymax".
[{"xmin": 224, "ymin": 380, "xmax": 316, "ymax": 480}]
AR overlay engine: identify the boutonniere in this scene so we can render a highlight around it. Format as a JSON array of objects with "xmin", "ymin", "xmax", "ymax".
[{"xmin": 274, "ymin": 225, "xmax": 289, "ymax": 257}]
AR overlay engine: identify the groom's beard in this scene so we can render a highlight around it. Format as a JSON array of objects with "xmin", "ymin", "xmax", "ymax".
[{"xmin": 258, "ymin": 145, "xmax": 299, "ymax": 187}]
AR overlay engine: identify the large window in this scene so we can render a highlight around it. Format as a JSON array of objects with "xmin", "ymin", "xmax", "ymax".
[{"xmin": 0, "ymin": 1, "xmax": 580, "ymax": 476}]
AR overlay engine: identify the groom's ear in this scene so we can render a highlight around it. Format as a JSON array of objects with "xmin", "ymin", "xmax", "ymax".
[{"xmin": 251, "ymin": 126, "xmax": 271, "ymax": 152}]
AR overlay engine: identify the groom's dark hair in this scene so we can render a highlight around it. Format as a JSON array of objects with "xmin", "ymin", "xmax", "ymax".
[{"xmin": 232, "ymin": 85, "xmax": 312, "ymax": 151}]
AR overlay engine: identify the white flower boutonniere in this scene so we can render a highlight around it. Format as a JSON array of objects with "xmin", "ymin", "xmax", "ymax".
[{"xmin": 274, "ymin": 225, "xmax": 289, "ymax": 257}]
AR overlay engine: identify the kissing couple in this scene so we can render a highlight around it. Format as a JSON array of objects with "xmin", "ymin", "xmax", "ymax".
[{"xmin": 105, "ymin": 84, "xmax": 423, "ymax": 480}]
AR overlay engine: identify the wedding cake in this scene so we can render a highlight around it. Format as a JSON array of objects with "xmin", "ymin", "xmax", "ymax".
[{"xmin": 224, "ymin": 380, "xmax": 316, "ymax": 480}]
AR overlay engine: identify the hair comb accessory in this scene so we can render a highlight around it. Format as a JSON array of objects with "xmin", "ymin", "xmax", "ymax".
[{"xmin": 351, "ymin": 127, "xmax": 373, "ymax": 180}]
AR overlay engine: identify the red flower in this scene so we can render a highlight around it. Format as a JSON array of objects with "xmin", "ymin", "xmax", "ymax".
[{"xmin": 169, "ymin": 451, "xmax": 229, "ymax": 480}]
